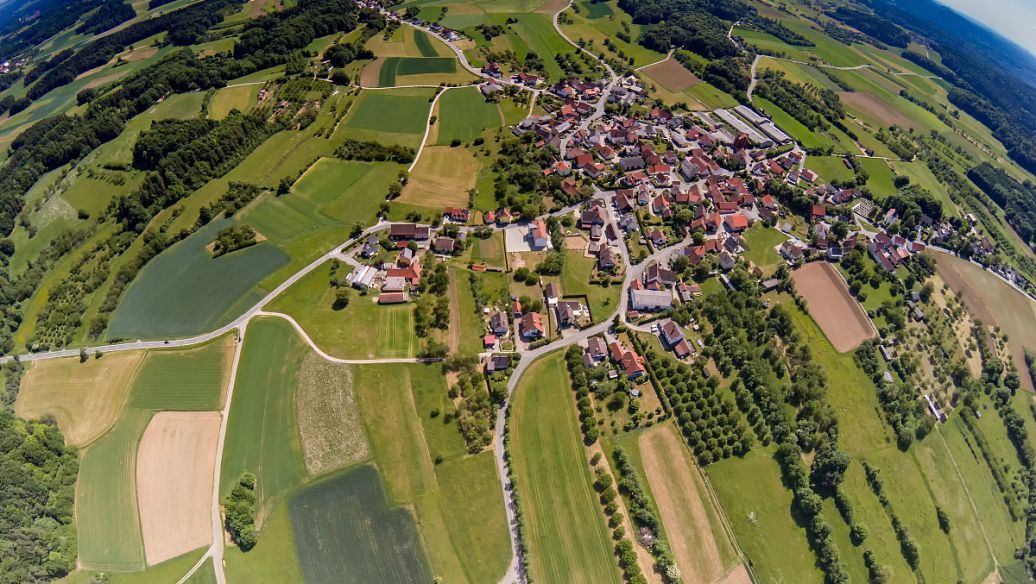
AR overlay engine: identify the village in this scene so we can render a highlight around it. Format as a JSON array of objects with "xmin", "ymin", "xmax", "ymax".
[{"xmin": 326, "ymin": 65, "xmax": 1000, "ymax": 404}]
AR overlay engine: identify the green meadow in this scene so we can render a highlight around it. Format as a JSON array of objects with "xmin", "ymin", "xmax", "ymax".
[
  {"xmin": 436, "ymin": 87, "xmax": 501, "ymax": 144},
  {"xmin": 510, "ymin": 353, "xmax": 621, "ymax": 584},
  {"xmin": 266, "ymin": 262, "xmax": 417, "ymax": 359},
  {"xmin": 128, "ymin": 337, "xmax": 232, "ymax": 411}
]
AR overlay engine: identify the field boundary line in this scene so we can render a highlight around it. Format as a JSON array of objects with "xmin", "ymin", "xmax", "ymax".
[
  {"xmin": 409, "ymin": 86, "xmax": 456, "ymax": 173},
  {"xmin": 634, "ymin": 49, "xmax": 674, "ymax": 72}
]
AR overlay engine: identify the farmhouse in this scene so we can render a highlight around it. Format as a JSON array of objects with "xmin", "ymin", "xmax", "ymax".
[{"xmin": 389, "ymin": 223, "xmax": 430, "ymax": 241}]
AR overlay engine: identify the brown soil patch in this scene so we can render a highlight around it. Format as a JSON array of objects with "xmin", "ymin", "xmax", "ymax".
[
  {"xmin": 640, "ymin": 424, "xmax": 729, "ymax": 584},
  {"xmin": 17, "ymin": 351, "xmax": 146, "ymax": 447},
  {"xmin": 399, "ymin": 145, "xmax": 478, "ymax": 208},
  {"xmin": 935, "ymin": 252, "xmax": 1036, "ymax": 392},
  {"xmin": 136, "ymin": 411, "xmax": 220, "ymax": 566},
  {"xmin": 791, "ymin": 262, "xmax": 876, "ymax": 352},
  {"xmin": 296, "ymin": 352, "xmax": 369, "ymax": 475},
  {"xmin": 360, "ymin": 58, "xmax": 384, "ymax": 87},
  {"xmin": 839, "ymin": 90, "xmax": 920, "ymax": 130},
  {"xmin": 642, "ymin": 58, "xmax": 700, "ymax": 93}
]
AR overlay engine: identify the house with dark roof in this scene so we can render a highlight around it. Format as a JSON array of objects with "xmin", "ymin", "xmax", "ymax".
[{"xmin": 389, "ymin": 223, "xmax": 430, "ymax": 240}]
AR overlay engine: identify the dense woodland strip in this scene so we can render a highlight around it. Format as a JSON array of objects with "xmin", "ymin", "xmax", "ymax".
[{"xmin": 0, "ymin": 408, "xmax": 79, "ymax": 584}]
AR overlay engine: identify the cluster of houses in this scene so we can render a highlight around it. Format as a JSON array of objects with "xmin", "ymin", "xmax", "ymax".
[
  {"xmin": 350, "ymin": 222, "xmax": 464, "ymax": 304},
  {"xmin": 579, "ymin": 336, "xmax": 647, "ymax": 380}
]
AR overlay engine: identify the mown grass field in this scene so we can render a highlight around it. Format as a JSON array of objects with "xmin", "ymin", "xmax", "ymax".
[
  {"xmin": 707, "ymin": 447, "xmax": 825, "ymax": 584},
  {"xmin": 398, "ymin": 144, "xmax": 480, "ymax": 208},
  {"xmin": 806, "ymin": 155, "xmax": 857, "ymax": 184},
  {"xmin": 435, "ymin": 87, "xmax": 500, "ymax": 144},
  {"xmin": 16, "ymin": 350, "xmax": 145, "ymax": 447},
  {"xmin": 128, "ymin": 335, "xmax": 234, "ymax": 411},
  {"xmin": 464, "ymin": 12, "xmax": 575, "ymax": 81},
  {"xmin": 289, "ymin": 465, "xmax": 432, "ymax": 584},
  {"xmin": 266, "ymin": 263, "xmax": 417, "ymax": 358},
  {"xmin": 470, "ymin": 231, "xmax": 506, "ymax": 268},
  {"xmin": 560, "ymin": 250, "xmax": 619, "ymax": 322},
  {"xmin": 106, "ymin": 218, "xmax": 289, "ymax": 341},
  {"xmin": 353, "ymin": 362, "xmax": 510, "ymax": 583},
  {"xmin": 209, "ymin": 84, "xmax": 259, "ymax": 119},
  {"xmin": 76, "ymin": 407, "xmax": 153, "ymax": 571},
  {"xmin": 219, "ymin": 317, "xmax": 308, "ymax": 507},
  {"xmin": 451, "ymin": 267, "xmax": 487, "ymax": 355},
  {"xmin": 224, "ymin": 502, "xmax": 304, "ymax": 583},
  {"xmin": 510, "ymin": 353, "xmax": 622, "ymax": 584},
  {"xmin": 740, "ymin": 224, "xmax": 788, "ymax": 273}
]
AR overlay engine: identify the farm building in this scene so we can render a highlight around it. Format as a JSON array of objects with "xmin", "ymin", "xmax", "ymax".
[
  {"xmin": 389, "ymin": 223, "xmax": 430, "ymax": 240},
  {"xmin": 349, "ymin": 265, "xmax": 377, "ymax": 289},
  {"xmin": 630, "ymin": 288, "xmax": 673, "ymax": 311},
  {"xmin": 378, "ymin": 292, "xmax": 408, "ymax": 304}
]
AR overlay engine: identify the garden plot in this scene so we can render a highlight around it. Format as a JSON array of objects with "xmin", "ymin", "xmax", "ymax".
[{"xmin": 791, "ymin": 262, "xmax": 876, "ymax": 352}]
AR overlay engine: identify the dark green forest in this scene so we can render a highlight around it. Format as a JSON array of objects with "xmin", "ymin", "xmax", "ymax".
[{"xmin": 0, "ymin": 404, "xmax": 79, "ymax": 584}]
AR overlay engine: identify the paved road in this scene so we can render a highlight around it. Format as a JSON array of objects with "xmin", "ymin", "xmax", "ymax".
[{"xmin": 0, "ymin": 221, "xmax": 392, "ymax": 365}]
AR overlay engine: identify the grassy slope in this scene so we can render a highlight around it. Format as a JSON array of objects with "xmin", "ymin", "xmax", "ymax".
[
  {"xmin": 266, "ymin": 262, "xmax": 417, "ymax": 359},
  {"xmin": 511, "ymin": 353, "xmax": 622, "ymax": 584},
  {"xmin": 436, "ymin": 87, "xmax": 501, "ymax": 145}
]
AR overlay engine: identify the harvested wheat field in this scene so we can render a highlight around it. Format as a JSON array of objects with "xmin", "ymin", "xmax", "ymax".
[
  {"xmin": 641, "ymin": 58, "xmax": 700, "ymax": 92},
  {"xmin": 296, "ymin": 352, "xmax": 370, "ymax": 475},
  {"xmin": 136, "ymin": 411, "xmax": 221, "ymax": 566},
  {"xmin": 359, "ymin": 58, "xmax": 384, "ymax": 88},
  {"xmin": 791, "ymin": 262, "xmax": 876, "ymax": 352},
  {"xmin": 639, "ymin": 424, "xmax": 745, "ymax": 584},
  {"xmin": 16, "ymin": 351, "xmax": 146, "ymax": 447}
]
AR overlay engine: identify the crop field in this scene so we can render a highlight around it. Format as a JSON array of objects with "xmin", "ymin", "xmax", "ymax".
[
  {"xmin": 352, "ymin": 363, "xmax": 510, "ymax": 582},
  {"xmin": 106, "ymin": 218, "xmax": 289, "ymax": 341},
  {"xmin": 224, "ymin": 500, "xmax": 304, "ymax": 584},
  {"xmin": 128, "ymin": 335, "xmax": 234, "ymax": 410},
  {"xmin": 209, "ymin": 84, "xmax": 259, "ymax": 119},
  {"xmin": 242, "ymin": 191, "xmax": 338, "ymax": 246},
  {"xmin": 366, "ymin": 26, "xmax": 450, "ymax": 58},
  {"xmin": 136, "ymin": 411, "xmax": 220, "ymax": 566},
  {"xmin": 707, "ymin": 447, "xmax": 825, "ymax": 584},
  {"xmin": 740, "ymin": 224, "xmax": 788, "ymax": 273},
  {"xmin": 560, "ymin": 250, "xmax": 619, "ymax": 321},
  {"xmin": 435, "ymin": 87, "xmax": 500, "ymax": 144},
  {"xmin": 377, "ymin": 56, "xmax": 458, "ymax": 86},
  {"xmin": 77, "ymin": 407, "xmax": 153, "ymax": 571},
  {"xmin": 399, "ymin": 145, "xmax": 480, "ymax": 208},
  {"xmin": 16, "ymin": 350, "xmax": 145, "ymax": 447},
  {"xmin": 219, "ymin": 317, "xmax": 308, "ymax": 509},
  {"xmin": 295, "ymin": 353, "xmax": 370, "ymax": 476},
  {"xmin": 289, "ymin": 465, "xmax": 432, "ymax": 584},
  {"xmin": 343, "ymin": 88, "xmax": 434, "ymax": 147},
  {"xmin": 511, "ymin": 353, "xmax": 621, "ymax": 584},
  {"xmin": 638, "ymin": 424, "xmax": 743, "ymax": 584},
  {"xmin": 266, "ymin": 264, "xmax": 417, "ymax": 359},
  {"xmin": 641, "ymin": 58, "xmax": 699, "ymax": 92},
  {"xmin": 935, "ymin": 253, "xmax": 1036, "ymax": 391},
  {"xmin": 790, "ymin": 269, "xmax": 876, "ymax": 362}
]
